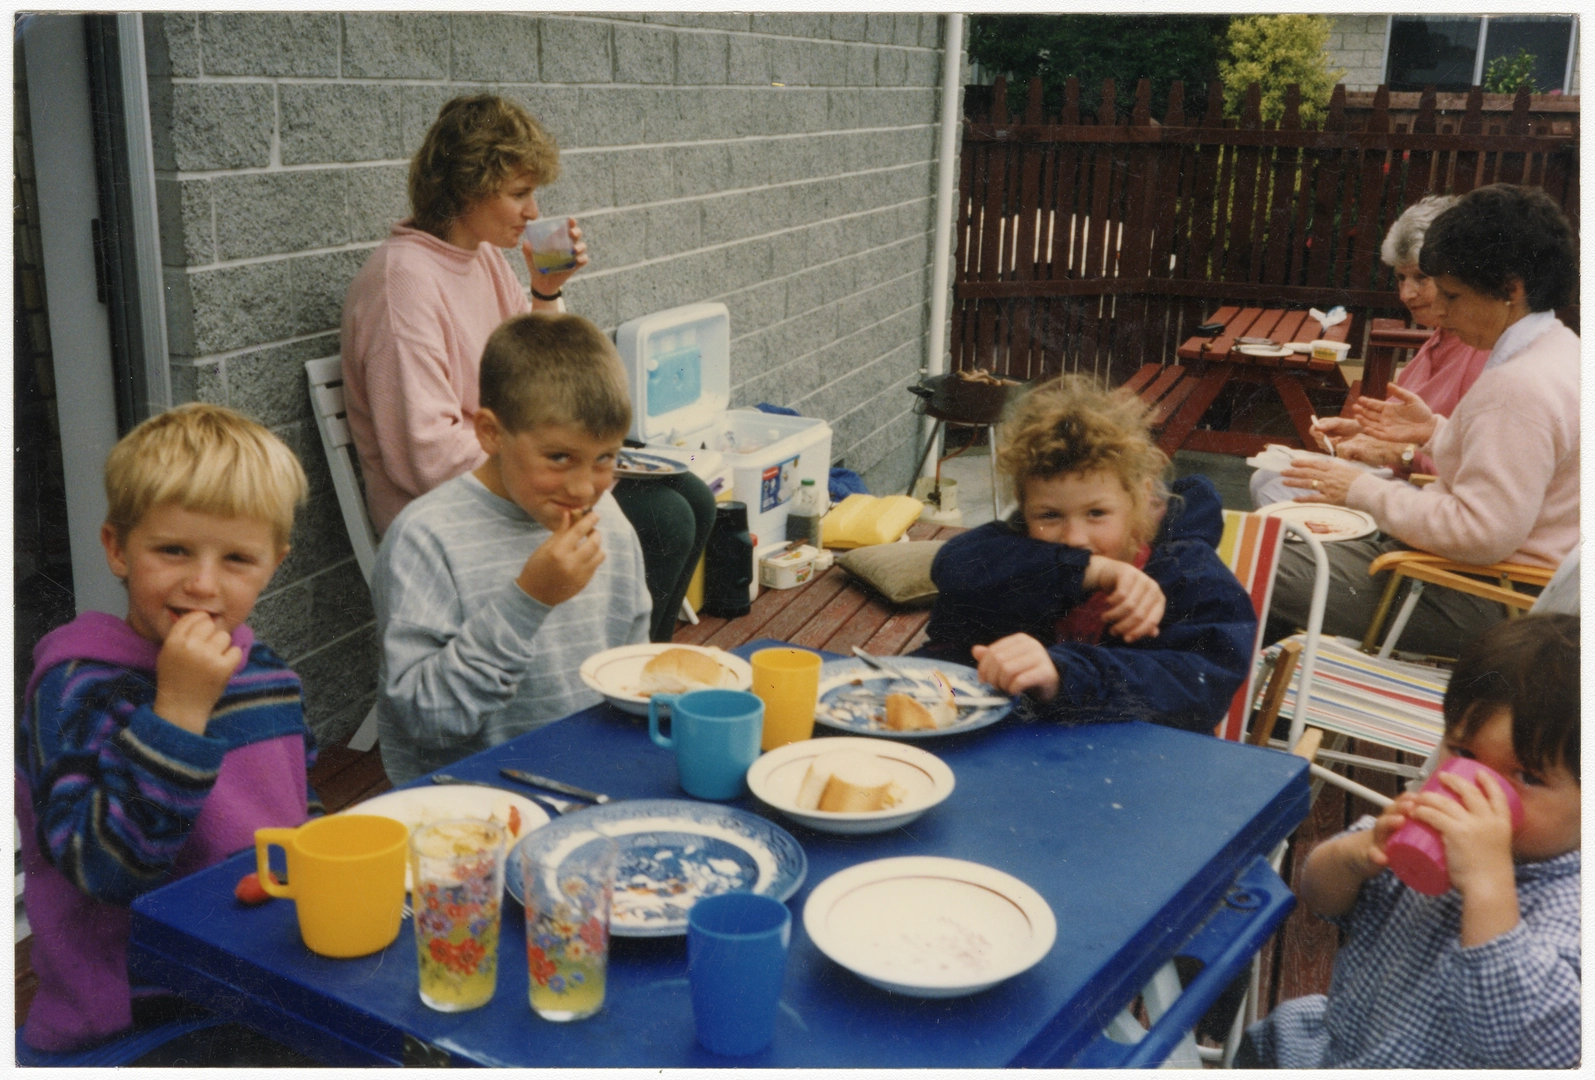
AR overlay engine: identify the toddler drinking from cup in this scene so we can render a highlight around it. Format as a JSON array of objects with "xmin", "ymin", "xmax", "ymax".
[{"xmin": 1240, "ymin": 614, "xmax": 1579, "ymax": 1068}]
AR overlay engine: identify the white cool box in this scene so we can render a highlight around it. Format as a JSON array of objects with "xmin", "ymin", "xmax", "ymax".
[{"xmin": 615, "ymin": 302, "xmax": 832, "ymax": 545}]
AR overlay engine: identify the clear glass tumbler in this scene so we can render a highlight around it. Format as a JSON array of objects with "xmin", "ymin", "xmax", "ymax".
[
  {"xmin": 410, "ymin": 818, "xmax": 507, "ymax": 1012},
  {"xmin": 522, "ymin": 833, "xmax": 618, "ymax": 1021}
]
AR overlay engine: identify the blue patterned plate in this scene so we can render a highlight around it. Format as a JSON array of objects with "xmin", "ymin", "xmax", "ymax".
[
  {"xmin": 616, "ymin": 449, "xmax": 687, "ymax": 478},
  {"xmin": 815, "ymin": 657, "xmax": 1012, "ymax": 739},
  {"xmin": 506, "ymin": 799, "xmax": 807, "ymax": 937}
]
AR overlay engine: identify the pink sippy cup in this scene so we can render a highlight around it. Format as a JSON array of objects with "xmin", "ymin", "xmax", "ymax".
[{"xmin": 1384, "ymin": 757, "xmax": 1524, "ymax": 896}]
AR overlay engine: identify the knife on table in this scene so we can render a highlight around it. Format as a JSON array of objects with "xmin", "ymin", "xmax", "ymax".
[
  {"xmin": 499, "ymin": 768, "xmax": 610, "ymax": 804},
  {"xmin": 429, "ymin": 773, "xmax": 575, "ymax": 815}
]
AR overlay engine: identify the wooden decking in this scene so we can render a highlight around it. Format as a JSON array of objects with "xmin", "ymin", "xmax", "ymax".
[{"xmin": 15, "ymin": 516, "xmax": 1402, "ymax": 1041}]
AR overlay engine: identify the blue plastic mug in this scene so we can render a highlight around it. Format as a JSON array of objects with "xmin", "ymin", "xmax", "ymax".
[
  {"xmin": 648, "ymin": 689, "xmax": 764, "ymax": 800},
  {"xmin": 687, "ymin": 892, "xmax": 792, "ymax": 1056}
]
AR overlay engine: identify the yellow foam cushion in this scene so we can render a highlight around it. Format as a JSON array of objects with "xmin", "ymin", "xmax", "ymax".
[{"xmin": 820, "ymin": 494, "xmax": 924, "ymax": 550}]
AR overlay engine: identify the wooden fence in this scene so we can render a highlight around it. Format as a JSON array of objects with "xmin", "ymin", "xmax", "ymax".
[{"xmin": 952, "ymin": 77, "xmax": 1580, "ymax": 386}]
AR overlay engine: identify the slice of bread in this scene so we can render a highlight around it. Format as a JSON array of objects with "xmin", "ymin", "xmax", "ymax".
[
  {"xmin": 795, "ymin": 749, "xmax": 905, "ymax": 812},
  {"xmin": 883, "ymin": 691, "xmax": 956, "ymax": 731},
  {"xmin": 638, "ymin": 648, "xmax": 728, "ymax": 694},
  {"xmin": 883, "ymin": 693, "xmax": 938, "ymax": 731}
]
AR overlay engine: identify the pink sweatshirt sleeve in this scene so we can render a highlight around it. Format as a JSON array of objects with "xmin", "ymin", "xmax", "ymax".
[
  {"xmin": 1347, "ymin": 389, "xmax": 1553, "ymax": 566},
  {"xmin": 365, "ymin": 309, "xmax": 487, "ymax": 504}
]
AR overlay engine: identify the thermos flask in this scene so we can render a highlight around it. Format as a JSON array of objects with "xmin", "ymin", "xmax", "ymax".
[{"xmin": 702, "ymin": 502, "xmax": 754, "ymax": 618}]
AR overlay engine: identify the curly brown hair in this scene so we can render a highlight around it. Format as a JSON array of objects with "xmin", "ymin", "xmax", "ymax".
[
  {"xmin": 408, "ymin": 95, "xmax": 561, "ymax": 237},
  {"xmin": 997, "ymin": 374, "xmax": 1170, "ymax": 541}
]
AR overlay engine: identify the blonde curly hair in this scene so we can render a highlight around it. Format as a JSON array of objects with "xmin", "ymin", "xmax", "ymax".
[
  {"xmin": 409, "ymin": 95, "xmax": 561, "ymax": 237},
  {"xmin": 997, "ymin": 374, "xmax": 1170, "ymax": 543}
]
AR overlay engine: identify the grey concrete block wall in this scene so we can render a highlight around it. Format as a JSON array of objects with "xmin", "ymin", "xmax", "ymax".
[
  {"xmin": 143, "ymin": 11, "xmax": 960, "ymax": 744},
  {"xmin": 1325, "ymin": 15, "xmax": 1389, "ymax": 92}
]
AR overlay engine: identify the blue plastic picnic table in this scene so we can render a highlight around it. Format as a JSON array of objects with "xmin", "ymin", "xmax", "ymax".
[{"xmin": 128, "ymin": 639, "xmax": 1309, "ymax": 1067}]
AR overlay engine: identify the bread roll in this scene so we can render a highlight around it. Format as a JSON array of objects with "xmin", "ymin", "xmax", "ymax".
[
  {"xmin": 794, "ymin": 749, "xmax": 905, "ymax": 812},
  {"xmin": 639, "ymin": 648, "xmax": 728, "ymax": 694}
]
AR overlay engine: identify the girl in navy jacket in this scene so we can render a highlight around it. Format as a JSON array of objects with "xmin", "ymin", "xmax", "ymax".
[{"xmin": 920, "ymin": 376, "xmax": 1256, "ymax": 733}]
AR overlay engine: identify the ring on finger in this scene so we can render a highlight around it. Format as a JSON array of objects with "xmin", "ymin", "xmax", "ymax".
[{"xmin": 1312, "ymin": 480, "xmax": 1321, "ymax": 491}]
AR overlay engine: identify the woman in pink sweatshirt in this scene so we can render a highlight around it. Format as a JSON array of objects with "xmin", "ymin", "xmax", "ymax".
[
  {"xmin": 1269, "ymin": 184, "xmax": 1579, "ymax": 656},
  {"xmin": 341, "ymin": 95, "xmax": 715, "ymax": 642},
  {"xmin": 1250, "ymin": 196, "xmax": 1491, "ymax": 508}
]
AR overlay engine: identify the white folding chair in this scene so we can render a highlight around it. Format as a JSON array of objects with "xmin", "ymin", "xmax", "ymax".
[
  {"xmin": 1104, "ymin": 509, "xmax": 1331, "ymax": 1067},
  {"xmin": 305, "ymin": 356, "xmax": 381, "ymax": 752}
]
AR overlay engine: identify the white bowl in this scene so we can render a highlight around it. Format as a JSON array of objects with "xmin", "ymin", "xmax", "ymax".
[
  {"xmin": 745, "ymin": 737, "xmax": 954, "ymax": 835},
  {"xmin": 803, "ymin": 856, "xmax": 1056, "ymax": 997},
  {"xmin": 579, "ymin": 643, "xmax": 753, "ymax": 716}
]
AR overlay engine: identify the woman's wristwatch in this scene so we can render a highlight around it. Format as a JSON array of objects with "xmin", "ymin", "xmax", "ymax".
[{"xmin": 1400, "ymin": 443, "xmax": 1417, "ymax": 467}]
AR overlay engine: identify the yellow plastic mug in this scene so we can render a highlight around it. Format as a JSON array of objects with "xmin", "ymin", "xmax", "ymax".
[
  {"xmin": 750, "ymin": 647, "xmax": 823, "ymax": 750},
  {"xmin": 255, "ymin": 814, "xmax": 409, "ymax": 958}
]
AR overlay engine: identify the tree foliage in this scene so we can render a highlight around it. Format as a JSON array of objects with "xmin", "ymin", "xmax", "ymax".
[
  {"xmin": 967, "ymin": 14, "xmax": 1231, "ymax": 121},
  {"xmin": 1218, "ymin": 15, "xmax": 1345, "ymax": 126},
  {"xmin": 1483, "ymin": 48, "xmax": 1539, "ymax": 94}
]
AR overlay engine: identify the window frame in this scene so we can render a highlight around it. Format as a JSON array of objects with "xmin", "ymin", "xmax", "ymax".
[{"xmin": 1381, "ymin": 14, "xmax": 1578, "ymax": 94}]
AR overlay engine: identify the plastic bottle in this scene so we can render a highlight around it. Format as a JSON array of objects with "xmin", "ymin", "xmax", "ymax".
[
  {"xmin": 785, "ymin": 478, "xmax": 824, "ymax": 546},
  {"xmin": 702, "ymin": 502, "xmax": 754, "ymax": 618}
]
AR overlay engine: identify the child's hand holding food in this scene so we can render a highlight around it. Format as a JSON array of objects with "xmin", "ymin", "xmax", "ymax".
[
  {"xmin": 972, "ymin": 633, "xmax": 1060, "ymax": 702},
  {"xmin": 518, "ymin": 508, "xmax": 605, "ymax": 606},
  {"xmin": 153, "ymin": 611, "xmax": 243, "ymax": 735},
  {"xmin": 1083, "ymin": 555, "xmax": 1166, "ymax": 642}
]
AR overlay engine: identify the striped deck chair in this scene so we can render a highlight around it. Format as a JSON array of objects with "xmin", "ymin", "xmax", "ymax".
[
  {"xmin": 1257, "ymin": 633, "xmax": 1450, "ymax": 808},
  {"xmin": 1133, "ymin": 510, "xmax": 1331, "ymax": 1068},
  {"xmin": 1213, "ymin": 510, "xmax": 1329, "ymax": 751}
]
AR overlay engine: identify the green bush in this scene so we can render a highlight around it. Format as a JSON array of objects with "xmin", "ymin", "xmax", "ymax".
[
  {"xmin": 1218, "ymin": 15, "xmax": 1345, "ymax": 126},
  {"xmin": 1483, "ymin": 48, "xmax": 1538, "ymax": 94},
  {"xmin": 967, "ymin": 14, "xmax": 1230, "ymax": 121}
]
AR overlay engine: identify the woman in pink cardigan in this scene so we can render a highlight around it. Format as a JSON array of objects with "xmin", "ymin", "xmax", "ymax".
[
  {"xmin": 1249, "ymin": 196, "xmax": 1490, "ymax": 508},
  {"xmin": 341, "ymin": 95, "xmax": 715, "ymax": 642},
  {"xmin": 1269, "ymin": 184, "xmax": 1579, "ymax": 656}
]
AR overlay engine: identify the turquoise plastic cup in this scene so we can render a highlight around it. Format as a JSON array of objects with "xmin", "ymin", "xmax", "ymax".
[{"xmin": 648, "ymin": 688, "xmax": 764, "ymax": 800}]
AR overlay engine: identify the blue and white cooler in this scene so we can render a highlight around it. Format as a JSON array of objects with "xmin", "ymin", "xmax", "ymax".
[{"xmin": 616, "ymin": 301, "xmax": 832, "ymax": 545}]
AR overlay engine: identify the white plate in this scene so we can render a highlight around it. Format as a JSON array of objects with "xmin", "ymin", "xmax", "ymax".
[
  {"xmin": 1256, "ymin": 501, "xmax": 1379, "ymax": 542},
  {"xmin": 1236, "ymin": 343, "xmax": 1294, "ymax": 358},
  {"xmin": 746, "ymin": 737, "xmax": 955, "ymax": 835},
  {"xmin": 347, "ymin": 785, "xmax": 552, "ymax": 890},
  {"xmin": 580, "ymin": 643, "xmax": 753, "ymax": 716},
  {"xmin": 1244, "ymin": 443, "xmax": 1335, "ymax": 472},
  {"xmin": 803, "ymin": 857, "xmax": 1056, "ymax": 998}
]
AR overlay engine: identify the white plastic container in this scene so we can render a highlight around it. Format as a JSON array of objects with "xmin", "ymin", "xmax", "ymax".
[
  {"xmin": 1310, "ymin": 339, "xmax": 1351, "ymax": 364},
  {"xmin": 616, "ymin": 302, "xmax": 833, "ymax": 545},
  {"xmin": 759, "ymin": 544, "xmax": 819, "ymax": 590}
]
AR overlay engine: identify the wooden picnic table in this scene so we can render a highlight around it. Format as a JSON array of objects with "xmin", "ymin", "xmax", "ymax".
[{"xmin": 1127, "ymin": 306, "xmax": 1353, "ymax": 459}]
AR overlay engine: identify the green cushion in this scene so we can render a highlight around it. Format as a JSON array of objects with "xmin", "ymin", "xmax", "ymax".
[{"xmin": 837, "ymin": 541, "xmax": 945, "ymax": 607}]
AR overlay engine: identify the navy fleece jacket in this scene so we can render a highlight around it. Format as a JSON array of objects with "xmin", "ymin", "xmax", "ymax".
[{"xmin": 918, "ymin": 475, "xmax": 1255, "ymax": 733}]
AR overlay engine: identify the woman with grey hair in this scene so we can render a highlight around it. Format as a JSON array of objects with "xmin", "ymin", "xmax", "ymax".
[
  {"xmin": 1249, "ymin": 195, "xmax": 1491, "ymax": 507},
  {"xmin": 1270, "ymin": 184, "xmax": 1579, "ymax": 657}
]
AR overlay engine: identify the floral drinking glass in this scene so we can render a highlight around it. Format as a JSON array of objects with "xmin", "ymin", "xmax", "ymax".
[
  {"xmin": 410, "ymin": 818, "xmax": 507, "ymax": 1012},
  {"xmin": 521, "ymin": 833, "xmax": 618, "ymax": 1021}
]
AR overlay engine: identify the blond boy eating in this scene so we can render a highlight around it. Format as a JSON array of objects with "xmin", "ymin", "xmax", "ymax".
[{"xmin": 17, "ymin": 404, "xmax": 314, "ymax": 1052}]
